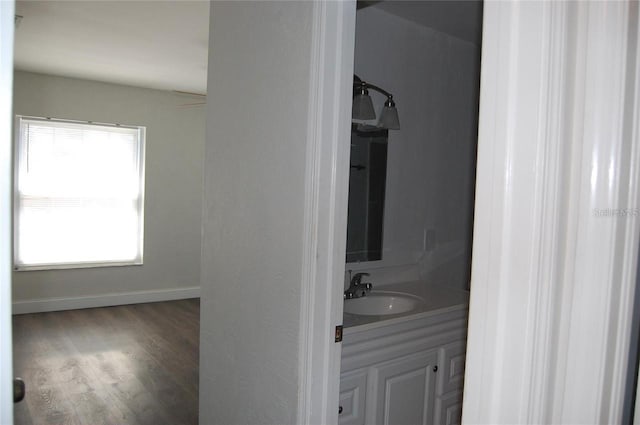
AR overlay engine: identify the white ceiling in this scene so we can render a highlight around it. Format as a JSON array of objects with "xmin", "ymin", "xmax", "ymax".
[
  {"xmin": 13, "ymin": 1, "xmax": 480, "ymax": 95},
  {"xmin": 372, "ymin": 1, "xmax": 483, "ymax": 45},
  {"xmin": 14, "ymin": 0, "xmax": 210, "ymax": 94}
]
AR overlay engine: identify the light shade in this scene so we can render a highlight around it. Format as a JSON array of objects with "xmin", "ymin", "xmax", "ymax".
[
  {"xmin": 352, "ymin": 92, "xmax": 376, "ymax": 120},
  {"xmin": 378, "ymin": 97, "xmax": 400, "ymax": 130}
]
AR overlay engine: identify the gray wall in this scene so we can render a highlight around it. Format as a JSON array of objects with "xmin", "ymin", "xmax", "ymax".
[
  {"xmin": 12, "ymin": 71, "xmax": 205, "ymax": 310},
  {"xmin": 351, "ymin": 6, "xmax": 480, "ymax": 289},
  {"xmin": 200, "ymin": 2, "xmax": 315, "ymax": 423}
]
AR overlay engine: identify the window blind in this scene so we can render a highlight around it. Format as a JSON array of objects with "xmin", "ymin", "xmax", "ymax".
[{"xmin": 15, "ymin": 117, "xmax": 146, "ymax": 269}]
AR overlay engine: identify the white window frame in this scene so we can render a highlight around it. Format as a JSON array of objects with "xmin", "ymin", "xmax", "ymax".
[{"xmin": 13, "ymin": 115, "xmax": 146, "ymax": 271}]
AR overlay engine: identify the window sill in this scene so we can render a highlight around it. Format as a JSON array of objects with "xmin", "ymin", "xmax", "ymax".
[{"xmin": 14, "ymin": 260, "xmax": 143, "ymax": 272}]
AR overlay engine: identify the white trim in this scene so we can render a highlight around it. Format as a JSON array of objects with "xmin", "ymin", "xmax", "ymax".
[
  {"xmin": 15, "ymin": 114, "xmax": 143, "ymax": 130},
  {"xmin": 14, "ymin": 261, "xmax": 143, "ymax": 272},
  {"xmin": 556, "ymin": 2, "xmax": 640, "ymax": 423},
  {"xmin": 636, "ymin": 359, "xmax": 640, "ymax": 425},
  {"xmin": 0, "ymin": 0, "xmax": 14, "ymax": 422},
  {"xmin": 632, "ymin": 5, "xmax": 640, "ymax": 423},
  {"xmin": 297, "ymin": 1, "xmax": 355, "ymax": 424},
  {"xmin": 463, "ymin": 3, "xmax": 567, "ymax": 421},
  {"xmin": 463, "ymin": 1, "xmax": 640, "ymax": 424},
  {"xmin": 12, "ymin": 286, "xmax": 200, "ymax": 314}
]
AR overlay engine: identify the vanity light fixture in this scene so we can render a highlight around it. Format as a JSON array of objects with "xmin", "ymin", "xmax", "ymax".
[{"xmin": 352, "ymin": 75, "xmax": 400, "ymax": 130}]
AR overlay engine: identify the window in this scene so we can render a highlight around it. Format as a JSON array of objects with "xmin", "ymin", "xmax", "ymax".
[{"xmin": 14, "ymin": 116, "xmax": 146, "ymax": 270}]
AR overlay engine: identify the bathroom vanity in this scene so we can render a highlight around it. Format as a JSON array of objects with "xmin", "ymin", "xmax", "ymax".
[{"xmin": 339, "ymin": 281, "xmax": 469, "ymax": 425}]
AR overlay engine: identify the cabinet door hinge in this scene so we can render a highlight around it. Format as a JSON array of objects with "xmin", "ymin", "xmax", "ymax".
[{"xmin": 335, "ymin": 325, "xmax": 343, "ymax": 343}]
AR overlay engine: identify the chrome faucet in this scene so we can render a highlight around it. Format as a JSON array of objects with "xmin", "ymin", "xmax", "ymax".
[{"xmin": 344, "ymin": 272, "xmax": 373, "ymax": 299}]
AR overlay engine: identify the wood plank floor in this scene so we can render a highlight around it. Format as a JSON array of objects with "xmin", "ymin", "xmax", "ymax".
[{"xmin": 12, "ymin": 299, "xmax": 199, "ymax": 425}]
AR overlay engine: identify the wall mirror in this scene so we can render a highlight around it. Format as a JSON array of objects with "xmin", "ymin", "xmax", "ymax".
[{"xmin": 346, "ymin": 125, "xmax": 388, "ymax": 263}]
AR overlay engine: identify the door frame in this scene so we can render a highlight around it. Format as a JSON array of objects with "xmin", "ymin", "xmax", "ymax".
[
  {"xmin": 462, "ymin": 1, "xmax": 640, "ymax": 423},
  {"xmin": 302, "ymin": 0, "xmax": 640, "ymax": 423},
  {"xmin": 297, "ymin": 2, "xmax": 356, "ymax": 425},
  {"xmin": 0, "ymin": 0, "xmax": 15, "ymax": 423}
]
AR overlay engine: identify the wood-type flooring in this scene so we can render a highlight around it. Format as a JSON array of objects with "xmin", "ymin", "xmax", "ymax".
[{"xmin": 12, "ymin": 299, "xmax": 199, "ymax": 425}]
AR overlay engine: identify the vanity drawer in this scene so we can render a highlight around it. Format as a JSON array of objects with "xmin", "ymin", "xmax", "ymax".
[
  {"xmin": 338, "ymin": 368, "xmax": 368, "ymax": 425},
  {"xmin": 437, "ymin": 340, "xmax": 466, "ymax": 395}
]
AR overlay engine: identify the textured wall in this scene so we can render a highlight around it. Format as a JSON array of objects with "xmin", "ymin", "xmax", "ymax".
[
  {"xmin": 351, "ymin": 6, "xmax": 480, "ymax": 289},
  {"xmin": 12, "ymin": 71, "xmax": 205, "ymax": 306},
  {"xmin": 199, "ymin": 2, "xmax": 314, "ymax": 424}
]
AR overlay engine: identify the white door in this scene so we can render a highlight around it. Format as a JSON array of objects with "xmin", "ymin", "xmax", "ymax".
[
  {"xmin": 0, "ymin": 1, "xmax": 15, "ymax": 423},
  {"xmin": 463, "ymin": 1, "xmax": 640, "ymax": 423},
  {"xmin": 371, "ymin": 350, "xmax": 438, "ymax": 425}
]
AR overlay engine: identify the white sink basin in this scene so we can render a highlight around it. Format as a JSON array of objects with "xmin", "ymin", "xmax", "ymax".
[{"xmin": 344, "ymin": 291, "xmax": 424, "ymax": 316}]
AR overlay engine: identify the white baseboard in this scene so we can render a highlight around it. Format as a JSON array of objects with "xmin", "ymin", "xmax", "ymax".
[{"xmin": 12, "ymin": 286, "xmax": 200, "ymax": 314}]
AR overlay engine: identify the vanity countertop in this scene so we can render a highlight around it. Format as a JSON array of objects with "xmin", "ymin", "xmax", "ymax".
[{"xmin": 343, "ymin": 281, "xmax": 469, "ymax": 333}]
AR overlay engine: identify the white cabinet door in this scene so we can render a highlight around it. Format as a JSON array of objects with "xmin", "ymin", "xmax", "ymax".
[
  {"xmin": 370, "ymin": 350, "xmax": 438, "ymax": 425},
  {"xmin": 339, "ymin": 369, "xmax": 368, "ymax": 425},
  {"xmin": 437, "ymin": 341, "xmax": 466, "ymax": 395},
  {"xmin": 434, "ymin": 391, "xmax": 463, "ymax": 425}
]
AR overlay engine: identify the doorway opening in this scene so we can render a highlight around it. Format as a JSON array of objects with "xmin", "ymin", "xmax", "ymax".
[
  {"xmin": 11, "ymin": 2, "xmax": 208, "ymax": 423},
  {"xmin": 339, "ymin": 1, "xmax": 482, "ymax": 423}
]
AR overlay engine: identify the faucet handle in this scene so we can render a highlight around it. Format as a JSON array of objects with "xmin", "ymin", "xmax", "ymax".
[
  {"xmin": 352, "ymin": 272, "xmax": 370, "ymax": 285},
  {"xmin": 359, "ymin": 282, "xmax": 374, "ymax": 297}
]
